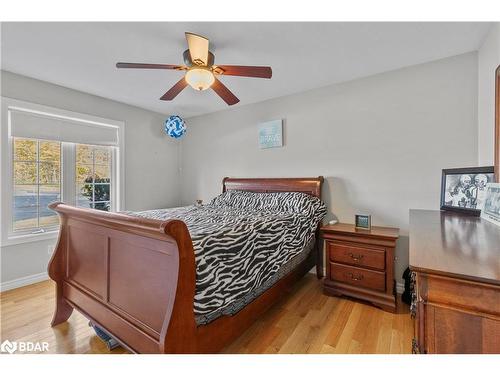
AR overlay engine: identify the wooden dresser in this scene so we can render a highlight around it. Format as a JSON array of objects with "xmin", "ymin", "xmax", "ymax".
[
  {"xmin": 321, "ymin": 223, "xmax": 399, "ymax": 313},
  {"xmin": 410, "ymin": 209, "xmax": 500, "ymax": 354}
]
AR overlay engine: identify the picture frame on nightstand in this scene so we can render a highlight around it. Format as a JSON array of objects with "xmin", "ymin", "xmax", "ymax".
[{"xmin": 355, "ymin": 214, "xmax": 371, "ymax": 230}]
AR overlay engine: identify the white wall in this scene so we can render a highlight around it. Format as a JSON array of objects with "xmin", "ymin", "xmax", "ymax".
[
  {"xmin": 1, "ymin": 71, "xmax": 181, "ymax": 286},
  {"xmin": 478, "ymin": 24, "xmax": 500, "ymax": 166},
  {"xmin": 180, "ymin": 53, "xmax": 479, "ymax": 283}
]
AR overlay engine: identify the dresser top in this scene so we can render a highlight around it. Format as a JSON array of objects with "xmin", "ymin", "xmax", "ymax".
[
  {"xmin": 409, "ymin": 209, "xmax": 500, "ymax": 285},
  {"xmin": 320, "ymin": 223, "xmax": 399, "ymax": 240}
]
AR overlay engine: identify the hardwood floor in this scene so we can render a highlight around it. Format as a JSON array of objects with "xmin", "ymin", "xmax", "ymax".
[{"xmin": 0, "ymin": 274, "xmax": 413, "ymax": 354}]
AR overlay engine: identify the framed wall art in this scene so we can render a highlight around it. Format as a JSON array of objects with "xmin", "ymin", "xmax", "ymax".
[{"xmin": 258, "ymin": 119, "xmax": 283, "ymax": 149}]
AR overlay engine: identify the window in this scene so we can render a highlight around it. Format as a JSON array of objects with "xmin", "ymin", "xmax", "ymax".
[
  {"xmin": 13, "ymin": 138, "xmax": 61, "ymax": 231},
  {"xmin": 11, "ymin": 140, "xmax": 115, "ymax": 235},
  {"xmin": 1, "ymin": 98, "xmax": 124, "ymax": 245},
  {"xmin": 76, "ymin": 144, "xmax": 112, "ymax": 211}
]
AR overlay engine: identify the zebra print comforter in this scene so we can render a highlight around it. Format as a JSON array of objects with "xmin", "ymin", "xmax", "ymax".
[{"xmin": 126, "ymin": 190, "xmax": 326, "ymax": 324}]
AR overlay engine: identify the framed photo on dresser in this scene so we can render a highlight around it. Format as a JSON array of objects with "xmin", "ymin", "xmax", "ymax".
[
  {"xmin": 440, "ymin": 166, "xmax": 495, "ymax": 216},
  {"xmin": 495, "ymin": 65, "xmax": 499, "ymax": 182},
  {"xmin": 481, "ymin": 183, "xmax": 500, "ymax": 226}
]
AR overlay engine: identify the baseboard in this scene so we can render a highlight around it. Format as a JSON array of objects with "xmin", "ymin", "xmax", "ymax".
[
  {"xmin": 0, "ymin": 272, "xmax": 49, "ymax": 292},
  {"xmin": 396, "ymin": 282, "xmax": 404, "ymax": 294}
]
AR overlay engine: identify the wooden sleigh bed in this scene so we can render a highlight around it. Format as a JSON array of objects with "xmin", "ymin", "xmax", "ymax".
[{"xmin": 48, "ymin": 177, "xmax": 324, "ymax": 353}]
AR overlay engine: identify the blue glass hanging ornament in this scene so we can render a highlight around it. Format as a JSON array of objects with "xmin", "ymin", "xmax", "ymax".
[{"xmin": 164, "ymin": 115, "xmax": 186, "ymax": 139}]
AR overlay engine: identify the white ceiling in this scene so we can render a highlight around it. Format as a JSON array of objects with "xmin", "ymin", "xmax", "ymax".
[{"xmin": 1, "ymin": 22, "xmax": 493, "ymax": 118}]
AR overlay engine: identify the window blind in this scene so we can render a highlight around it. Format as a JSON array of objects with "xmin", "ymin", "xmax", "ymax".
[{"xmin": 9, "ymin": 108, "xmax": 119, "ymax": 146}]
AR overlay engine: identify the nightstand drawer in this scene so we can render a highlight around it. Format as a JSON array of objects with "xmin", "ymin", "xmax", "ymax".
[
  {"xmin": 330, "ymin": 262, "xmax": 386, "ymax": 292},
  {"xmin": 327, "ymin": 242, "xmax": 385, "ymax": 270}
]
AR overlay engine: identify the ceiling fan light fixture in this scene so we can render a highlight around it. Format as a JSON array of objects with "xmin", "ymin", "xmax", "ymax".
[
  {"xmin": 116, "ymin": 31, "xmax": 272, "ymax": 105},
  {"xmin": 185, "ymin": 68, "xmax": 215, "ymax": 91}
]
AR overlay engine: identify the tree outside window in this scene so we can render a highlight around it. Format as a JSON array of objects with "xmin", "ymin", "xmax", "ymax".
[
  {"xmin": 76, "ymin": 144, "xmax": 112, "ymax": 211},
  {"xmin": 13, "ymin": 138, "xmax": 61, "ymax": 231}
]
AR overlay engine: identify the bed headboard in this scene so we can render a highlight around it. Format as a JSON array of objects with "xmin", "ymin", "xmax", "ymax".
[{"xmin": 222, "ymin": 177, "xmax": 323, "ymax": 199}]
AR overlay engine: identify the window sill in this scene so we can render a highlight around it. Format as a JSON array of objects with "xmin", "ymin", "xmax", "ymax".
[{"xmin": 2, "ymin": 230, "xmax": 59, "ymax": 247}]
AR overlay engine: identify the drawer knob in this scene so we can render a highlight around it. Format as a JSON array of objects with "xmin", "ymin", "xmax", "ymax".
[
  {"xmin": 348, "ymin": 252, "xmax": 364, "ymax": 262},
  {"xmin": 347, "ymin": 272, "xmax": 364, "ymax": 281}
]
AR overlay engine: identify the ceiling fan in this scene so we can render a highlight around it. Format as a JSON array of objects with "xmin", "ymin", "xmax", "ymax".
[{"xmin": 116, "ymin": 32, "xmax": 272, "ymax": 106}]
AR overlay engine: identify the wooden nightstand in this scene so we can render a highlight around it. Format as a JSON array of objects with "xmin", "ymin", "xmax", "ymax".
[{"xmin": 320, "ymin": 223, "xmax": 399, "ymax": 313}]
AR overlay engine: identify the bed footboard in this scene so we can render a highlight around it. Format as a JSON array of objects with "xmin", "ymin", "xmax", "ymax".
[{"xmin": 47, "ymin": 203, "xmax": 197, "ymax": 353}]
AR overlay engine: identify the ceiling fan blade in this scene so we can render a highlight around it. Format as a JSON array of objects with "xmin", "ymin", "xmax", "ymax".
[
  {"xmin": 216, "ymin": 65, "xmax": 272, "ymax": 79},
  {"xmin": 212, "ymin": 77, "xmax": 240, "ymax": 106},
  {"xmin": 116, "ymin": 62, "xmax": 185, "ymax": 70},
  {"xmin": 159, "ymin": 78, "xmax": 188, "ymax": 101},
  {"xmin": 185, "ymin": 32, "xmax": 209, "ymax": 66}
]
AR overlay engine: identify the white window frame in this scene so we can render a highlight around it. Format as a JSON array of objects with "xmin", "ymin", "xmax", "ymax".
[{"xmin": 1, "ymin": 97, "xmax": 125, "ymax": 246}]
